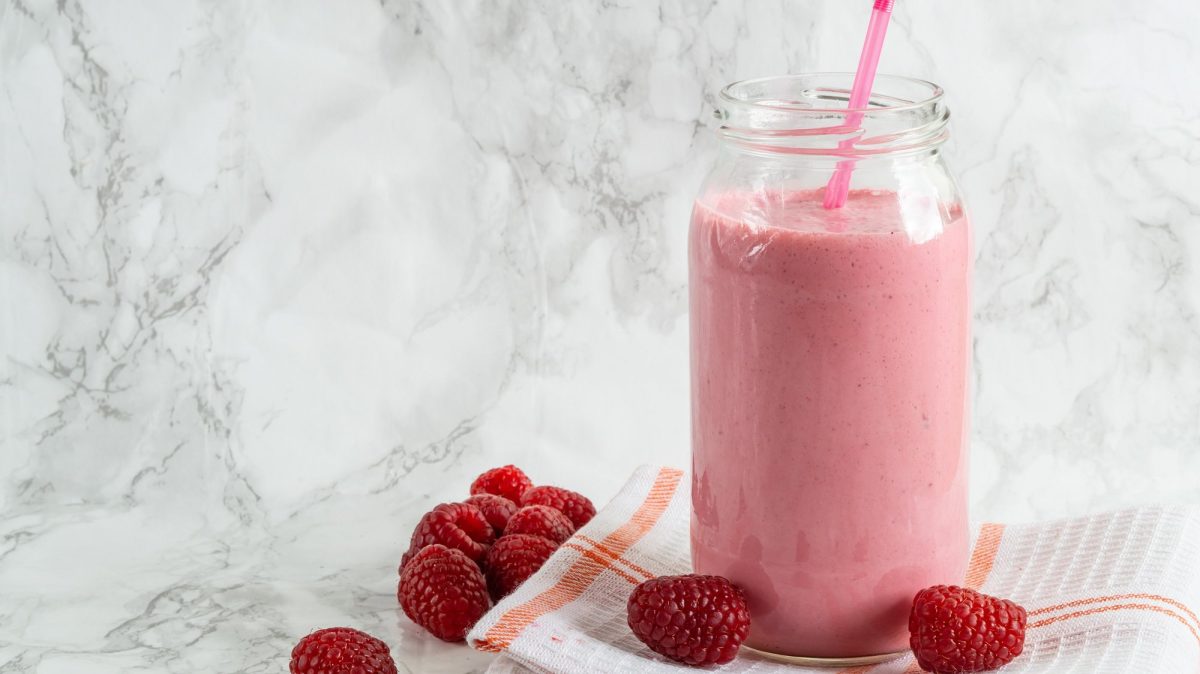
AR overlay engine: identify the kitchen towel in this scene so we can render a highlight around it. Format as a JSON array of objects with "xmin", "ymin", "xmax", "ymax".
[{"xmin": 468, "ymin": 466, "xmax": 1200, "ymax": 674}]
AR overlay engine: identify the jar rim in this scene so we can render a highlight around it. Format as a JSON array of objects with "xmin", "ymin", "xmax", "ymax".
[
  {"xmin": 715, "ymin": 73, "xmax": 950, "ymax": 158},
  {"xmin": 719, "ymin": 73, "xmax": 944, "ymax": 117}
]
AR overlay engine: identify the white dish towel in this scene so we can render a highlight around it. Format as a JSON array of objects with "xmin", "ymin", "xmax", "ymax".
[{"xmin": 469, "ymin": 466, "xmax": 1200, "ymax": 674}]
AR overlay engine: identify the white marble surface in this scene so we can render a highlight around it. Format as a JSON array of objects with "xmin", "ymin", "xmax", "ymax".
[{"xmin": 1, "ymin": 0, "xmax": 1198, "ymax": 671}]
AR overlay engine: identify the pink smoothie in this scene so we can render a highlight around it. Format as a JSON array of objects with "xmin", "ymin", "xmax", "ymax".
[{"xmin": 689, "ymin": 189, "xmax": 971, "ymax": 658}]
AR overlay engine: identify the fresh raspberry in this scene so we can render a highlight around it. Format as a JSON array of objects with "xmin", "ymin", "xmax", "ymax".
[
  {"xmin": 398, "ymin": 544, "xmax": 491, "ymax": 642},
  {"xmin": 504, "ymin": 505, "xmax": 574, "ymax": 544},
  {"xmin": 400, "ymin": 502, "xmax": 494, "ymax": 570},
  {"xmin": 909, "ymin": 585, "xmax": 1027, "ymax": 673},
  {"xmin": 289, "ymin": 627, "xmax": 397, "ymax": 674},
  {"xmin": 627, "ymin": 574, "xmax": 750, "ymax": 666},
  {"xmin": 521, "ymin": 485, "xmax": 597, "ymax": 529},
  {"xmin": 464, "ymin": 494, "xmax": 518, "ymax": 535},
  {"xmin": 484, "ymin": 534, "xmax": 559, "ymax": 600},
  {"xmin": 469, "ymin": 465, "xmax": 534, "ymax": 503}
]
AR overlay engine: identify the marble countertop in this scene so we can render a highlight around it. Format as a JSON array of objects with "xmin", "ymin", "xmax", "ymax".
[
  {"xmin": 3, "ymin": 0, "xmax": 1199, "ymax": 671},
  {"xmin": 2, "ymin": 476, "xmax": 508, "ymax": 672}
]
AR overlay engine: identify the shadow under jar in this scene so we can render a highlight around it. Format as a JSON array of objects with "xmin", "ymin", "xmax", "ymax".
[{"xmin": 689, "ymin": 74, "xmax": 972, "ymax": 665}]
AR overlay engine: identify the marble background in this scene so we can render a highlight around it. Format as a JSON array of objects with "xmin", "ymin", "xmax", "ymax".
[{"xmin": 1, "ymin": 0, "xmax": 1197, "ymax": 671}]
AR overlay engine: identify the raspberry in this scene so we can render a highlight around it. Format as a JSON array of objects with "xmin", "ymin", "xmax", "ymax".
[
  {"xmin": 464, "ymin": 494, "xmax": 518, "ymax": 535},
  {"xmin": 504, "ymin": 505, "xmax": 574, "ymax": 544},
  {"xmin": 470, "ymin": 465, "xmax": 534, "ymax": 503},
  {"xmin": 627, "ymin": 574, "xmax": 750, "ymax": 666},
  {"xmin": 909, "ymin": 585, "xmax": 1027, "ymax": 673},
  {"xmin": 398, "ymin": 544, "xmax": 491, "ymax": 642},
  {"xmin": 289, "ymin": 627, "xmax": 397, "ymax": 674},
  {"xmin": 484, "ymin": 534, "xmax": 559, "ymax": 600},
  {"xmin": 521, "ymin": 485, "xmax": 597, "ymax": 529},
  {"xmin": 400, "ymin": 502, "xmax": 494, "ymax": 570}
]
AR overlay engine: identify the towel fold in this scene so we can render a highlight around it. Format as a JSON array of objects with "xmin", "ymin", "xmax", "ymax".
[{"xmin": 469, "ymin": 466, "xmax": 1200, "ymax": 674}]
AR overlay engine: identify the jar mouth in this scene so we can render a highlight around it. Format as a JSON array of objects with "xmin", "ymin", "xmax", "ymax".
[
  {"xmin": 719, "ymin": 73, "xmax": 944, "ymax": 116},
  {"xmin": 715, "ymin": 73, "xmax": 949, "ymax": 158}
]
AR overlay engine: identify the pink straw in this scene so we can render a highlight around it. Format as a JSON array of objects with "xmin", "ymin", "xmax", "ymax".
[{"xmin": 823, "ymin": 0, "xmax": 896, "ymax": 209}]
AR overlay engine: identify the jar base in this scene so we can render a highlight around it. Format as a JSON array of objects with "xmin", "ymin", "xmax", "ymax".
[{"xmin": 741, "ymin": 645, "xmax": 909, "ymax": 667}]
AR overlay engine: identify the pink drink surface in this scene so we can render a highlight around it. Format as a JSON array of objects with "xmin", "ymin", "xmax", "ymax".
[{"xmin": 689, "ymin": 189, "xmax": 971, "ymax": 658}]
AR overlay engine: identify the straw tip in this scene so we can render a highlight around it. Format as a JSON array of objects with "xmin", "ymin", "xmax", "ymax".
[{"xmin": 873, "ymin": 0, "xmax": 895, "ymax": 11}]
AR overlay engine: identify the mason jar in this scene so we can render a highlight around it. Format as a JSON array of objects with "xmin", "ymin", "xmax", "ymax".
[{"xmin": 689, "ymin": 74, "xmax": 972, "ymax": 664}]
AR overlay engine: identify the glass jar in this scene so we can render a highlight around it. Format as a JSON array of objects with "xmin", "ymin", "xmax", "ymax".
[{"xmin": 689, "ymin": 74, "xmax": 971, "ymax": 664}]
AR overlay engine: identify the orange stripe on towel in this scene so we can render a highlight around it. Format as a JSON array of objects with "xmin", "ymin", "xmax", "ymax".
[
  {"xmin": 964, "ymin": 523, "xmax": 1005, "ymax": 590},
  {"xmin": 1030, "ymin": 603, "xmax": 1200, "ymax": 646},
  {"xmin": 1029, "ymin": 593, "xmax": 1200, "ymax": 629},
  {"xmin": 474, "ymin": 467, "xmax": 684, "ymax": 652},
  {"xmin": 576, "ymin": 534, "xmax": 655, "ymax": 580},
  {"xmin": 560, "ymin": 542, "xmax": 642, "ymax": 585}
]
